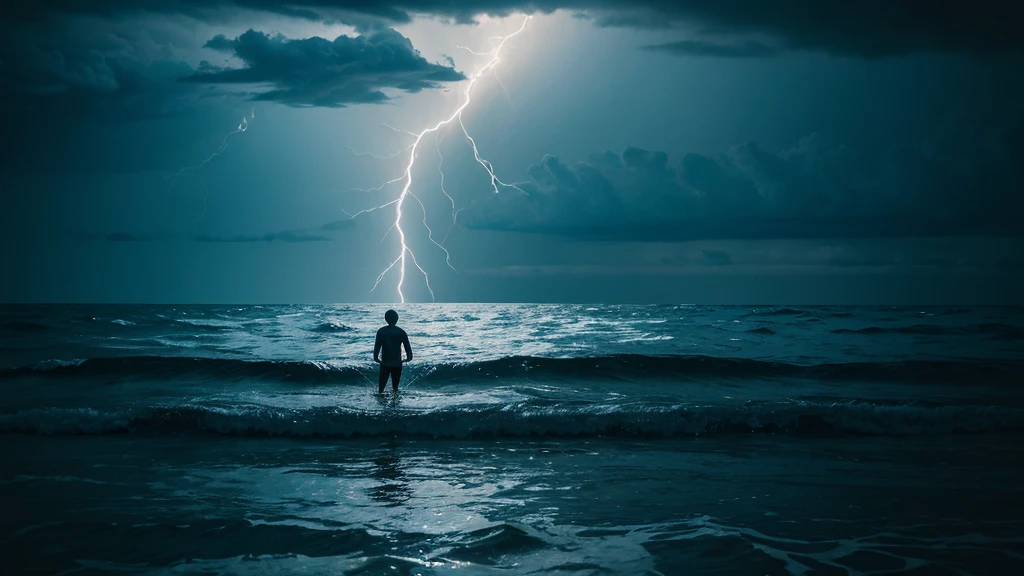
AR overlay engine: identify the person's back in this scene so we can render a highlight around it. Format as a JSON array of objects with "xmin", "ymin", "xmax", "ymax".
[
  {"xmin": 375, "ymin": 324, "xmax": 409, "ymax": 367},
  {"xmin": 373, "ymin": 309, "xmax": 412, "ymax": 393}
]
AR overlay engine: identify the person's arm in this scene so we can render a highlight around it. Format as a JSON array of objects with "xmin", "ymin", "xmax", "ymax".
[
  {"xmin": 373, "ymin": 330, "xmax": 382, "ymax": 363},
  {"xmin": 402, "ymin": 330, "xmax": 412, "ymax": 363}
]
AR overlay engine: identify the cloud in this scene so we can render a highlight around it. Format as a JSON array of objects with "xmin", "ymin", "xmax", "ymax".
[
  {"xmin": 186, "ymin": 27, "xmax": 465, "ymax": 107},
  {"xmin": 103, "ymin": 232, "xmax": 174, "ymax": 242},
  {"xmin": 460, "ymin": 126, "xmax": 1024, "ymax": 241},
  {"xmin": 4, "ymin": 1, "xmax": 1022, "ymax": 58},
  {"xmin": 0, "ymin": 22, "xmax": 202, "ymax": 121},
  {"xmin": 194, "ymin": 231, "xmax": 329, "ymax": 243},
  {"xmin": 87, "ymin": 220, "xmax": 352, "ymax": 244},
  {"xmin": 468, "ymin": 236, "xmax": 1024, "ymax": 280},
  {"xmin": 0, "ymin": 13, "xmax": 464, "ymax": 126},
  {"xmin": 643, "ymin": 40, "xmax": 782, "ymax": 58},
  {"xmin": 582, "ymin": 0, "xmax": 1022, "ymax": 57},
  {"xmin": 700, "ymin": 249, "xmax": 732, "ymax": 266},
  {"xmin": 193, "ymin": 219, "xmax": 352, "ymax": 242},
  {"xmin": 74, "ymin": 231, "xmax": 175, "ymax": 242}
]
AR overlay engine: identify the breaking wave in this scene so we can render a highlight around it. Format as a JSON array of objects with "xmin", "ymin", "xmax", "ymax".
[
  {"xmin": 1, "ymin": 400, "xmax": 1021, "ymax": 439},
  {"xmin": 2, "ymin": 354, "xmax": 1021, "ymax": 386},
  {"xmin": 309, "ymin": 321, "xmax": 354, "ymax": 333}
]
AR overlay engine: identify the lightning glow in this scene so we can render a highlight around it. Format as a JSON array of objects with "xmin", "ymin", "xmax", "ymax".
[{"xmin": 346, "ymin": 16, "xmax": 531, "ymax": 303}]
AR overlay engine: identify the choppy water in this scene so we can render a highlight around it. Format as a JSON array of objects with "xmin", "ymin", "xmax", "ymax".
[{"xmin": 2, "ymin": 304, "xmax": 1023, "ymax": 574}]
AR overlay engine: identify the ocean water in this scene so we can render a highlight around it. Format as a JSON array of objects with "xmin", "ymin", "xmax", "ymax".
[{"xmin": 1, "ymin": 304, "xmax": 1023, "ymax": 575}]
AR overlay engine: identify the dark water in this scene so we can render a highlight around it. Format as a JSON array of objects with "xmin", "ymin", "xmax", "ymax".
[{"xmin": 2, "ymin": 304, "xmax": 1023, "ymax": 574}]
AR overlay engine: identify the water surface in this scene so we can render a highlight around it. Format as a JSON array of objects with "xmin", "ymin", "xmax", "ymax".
[{"xmin": 2, "ymin": 304, "xmax": 1022, "ymax": 574}]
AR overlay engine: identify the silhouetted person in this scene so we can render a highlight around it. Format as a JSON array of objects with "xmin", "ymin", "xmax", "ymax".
[{"xmin": 374, "ymin": 309, "xmax": 412, "ymax": 394}]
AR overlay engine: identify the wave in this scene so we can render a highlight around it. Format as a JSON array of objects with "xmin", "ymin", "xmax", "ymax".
[
  {"xmin": 310, "ymin": 321, "xmax": 353, "ymax": 333},
  {"xmin": 1, "ymin": 400, "xmax": 1021, "ymax": 439},
  {"xmin": 171, "ymin": 319, "xmax": 234, "ymax": 332},
  {"xmin": 2, "ymin": 357, "xmax": 365, "ymax": 384},
  {"xmin": 740, "ymin": 308, "xmax": 806, "ymax": 317},
  {"xmin": 3, "ymin": 354, "xmax": 1021, "ymax": 385},
  {"xmin": 0, "ymin": 320, "xmax": 53, "ymax": 333},
  {"xmin": 832, "ymin": 323, "xmax": 1024, "ymax": 340}
]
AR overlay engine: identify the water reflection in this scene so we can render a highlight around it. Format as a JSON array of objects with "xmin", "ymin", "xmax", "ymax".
[{"xmin": 369, "ymin": 443, "xmax": 411, "ymax": 507}]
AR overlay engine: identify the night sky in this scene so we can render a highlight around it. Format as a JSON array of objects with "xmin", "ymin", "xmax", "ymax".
[{"xmin": 2, "ymin": 1, "xmax": 1022, "ymax": 304}]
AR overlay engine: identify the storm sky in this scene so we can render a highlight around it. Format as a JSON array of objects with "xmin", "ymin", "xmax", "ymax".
[{"xmin": 2, "ymin": 1, "xmax": 1022, "ymax": 303}]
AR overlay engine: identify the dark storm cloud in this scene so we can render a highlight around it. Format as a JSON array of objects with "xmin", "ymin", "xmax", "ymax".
[
  {"xmin": 460, "ymin": 127, "xmax": 1024, "ymax": 241},
  {"xmin": 0, "ymin": 21, "xmax": 202, "ymax": 121},
  {"xmin": 186, "ymin": 28, "xmax": 465, "ymax": 107},
  {"xmin": 4, "ymin": 1, "xmax": 1022, "ymax": 58},
  {"xmin": 0, "ymin": 22, "xmax": 464, "ymax": 112},
  {"xmin": 643, "ymin": 40, "xmax": 782, "ymax": 58},
  {"xmin": 0, "ymin": 16, "xmax": 464, "ymax": 175}
]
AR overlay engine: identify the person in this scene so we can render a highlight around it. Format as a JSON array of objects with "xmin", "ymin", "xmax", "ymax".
[{"xmin": 373, "ymin": 309, "xmax": 412, "ymax": 394}]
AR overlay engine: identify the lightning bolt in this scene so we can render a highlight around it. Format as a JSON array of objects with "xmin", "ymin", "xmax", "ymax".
[
  {"xmin": 169, "ymin": 106, "xmax": 255, "ymax": 193},
  {"xmin": 170, "ymin": 107, "xmax": 256, "ymax": 231},
  {"xmin": 345, "ymin": 16, "xmax": 531, "ymax": 303}
]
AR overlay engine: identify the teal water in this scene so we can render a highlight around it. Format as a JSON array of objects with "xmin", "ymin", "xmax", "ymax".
[{"xmin": 1, "ymin": 304, "xmax": 1023, "ymax": 574}]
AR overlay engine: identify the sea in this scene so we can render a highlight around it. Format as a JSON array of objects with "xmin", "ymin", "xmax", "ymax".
[{"xmin": 1, "ymin": 304, "xmax": 1023, "ymax": 575}]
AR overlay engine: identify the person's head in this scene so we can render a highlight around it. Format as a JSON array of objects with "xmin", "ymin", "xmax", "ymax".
[{"xmin": 384, "ymin": 309, "xmax": 398, "ymax": 326}]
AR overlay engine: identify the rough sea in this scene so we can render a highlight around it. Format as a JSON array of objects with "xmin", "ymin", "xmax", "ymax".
[{"xmin": 2, "ymin": 304, "xmax": 1023, "ymax": 575}]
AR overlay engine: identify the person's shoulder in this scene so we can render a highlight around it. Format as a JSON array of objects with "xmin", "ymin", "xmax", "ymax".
[
  {"xmin": 376, "ymin": 325, "xmax": 387, "ymax": 334},
  {"xmin": 398, "ymin": 326, "xmax": 408, "ymax": 336}
]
